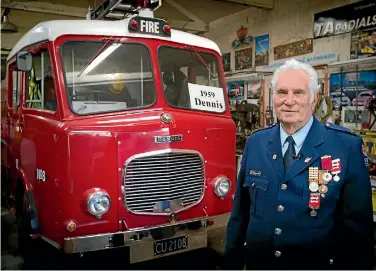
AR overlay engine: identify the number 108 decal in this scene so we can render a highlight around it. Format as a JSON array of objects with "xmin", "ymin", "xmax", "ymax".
[{"xmin": 36, "ymin": 168, "xmax": 46, "ymax": 182}]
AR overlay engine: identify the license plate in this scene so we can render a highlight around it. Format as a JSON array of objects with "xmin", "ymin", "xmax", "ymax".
[{"xmin": 153, "ymin": 235, "xmax": 188, "ymax": 256}]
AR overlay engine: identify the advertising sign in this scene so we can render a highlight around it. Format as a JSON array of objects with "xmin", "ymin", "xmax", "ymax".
[
  {"xmin": 313, "ymin": 0, "xmax": 376, "ymax": 39},
  {"xmin": 350, "ymin": 28, "xmax": 376, "ymax": 59},
  {"xmin": 273, "ymin": 39, "xmax": 313, "ymax": 60},
  {"xmin": 329, "ymin": 70, "xmax": 376, "ymax": 108},
  {"xmin": 257, "ymin": 53, "xmax": 338, "ymax": 72}
]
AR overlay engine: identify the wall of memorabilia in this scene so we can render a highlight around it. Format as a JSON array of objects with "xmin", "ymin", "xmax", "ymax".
[{"xmin": 220, "ymin": 0, "xmax": 376, "ymax": 180}]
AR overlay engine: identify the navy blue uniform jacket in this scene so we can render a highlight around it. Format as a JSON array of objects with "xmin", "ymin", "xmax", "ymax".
[{"xmin": 224, "ymin": 118, "xmax": 374, "ymax": 270}]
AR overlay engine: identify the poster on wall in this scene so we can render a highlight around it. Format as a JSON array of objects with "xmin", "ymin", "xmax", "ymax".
[
  {"xmin": 222, "ymin": 52, "xmax": 231, "ymax": 72},
  {"xmin": 313, "ymin": 0, "xmax": 376, "ymax": 39},
  {"xmin": 254, "ymin": 34, "xmax": 269, "ymax": 66},
  {"xmin": 227, "ymin": 80, "xmax": 244, "ymax": 100},
  {"xmin": 350, "ymin": 28, "xmax": 376, "ymax": 59},
  {"xmin": 329, "ymin": 70, "xmax": 376, "ymax": 108},
  {"xmin": 235, "ymin": 47, "xmax": 252, "ymax": 70},
  {"xmin": 247, "ymin": 79, "xmax": 262, "ymax": 105},
  {"xmin": 273, "ymin": 39, "xmax": 313, "ymax": 60}
]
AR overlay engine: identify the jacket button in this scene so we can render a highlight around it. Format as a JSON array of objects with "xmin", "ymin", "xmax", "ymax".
[
  {"xmin": 274, "ymin": 251, "xmax": 281, "ymax": 257},
  {"xmin": 277, "ymin": 205, "xmax": 284, "ymax": 212},
  {"xmin": 275, "ymin": 228, "xmax": 282, "ymax": 235},
  {"xmin": 281, "ymin": 184, "xmax": 287, "ymax": 190}
]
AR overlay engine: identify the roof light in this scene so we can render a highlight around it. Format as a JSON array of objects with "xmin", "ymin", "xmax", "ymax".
[
  {"xmin": 163, "ymin": 24, "xmax": 171, "ymax": 34},
  {"xmin": 129, "ymin": 19, "xmax": 138, "ymax": 30}
]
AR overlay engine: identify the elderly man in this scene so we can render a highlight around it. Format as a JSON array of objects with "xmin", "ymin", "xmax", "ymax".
[{"xmin": 223, "ymin": 59, "xmax": 374, "ymax": 270}]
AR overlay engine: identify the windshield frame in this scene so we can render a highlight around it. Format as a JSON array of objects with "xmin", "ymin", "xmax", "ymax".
[
  {"xmin": 157, "ymin": 44, "xmax": 228, "ymax": 115},
  {"xmin": 59, "ymin": 38, "xmax": 157, "ymax": 117}
]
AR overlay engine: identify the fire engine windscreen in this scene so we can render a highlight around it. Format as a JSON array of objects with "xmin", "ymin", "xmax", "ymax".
[
  {"xmin": 60, "ymin": 41, "xmax": 156, "ymax": 115},
  {"xmin": 158, "ymin": 46, "xmax": 226, "ymax": 114}
]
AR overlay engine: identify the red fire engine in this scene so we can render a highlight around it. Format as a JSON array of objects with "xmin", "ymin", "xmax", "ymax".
[{"xmin": 1, "ymin": 0, "xmax": 236, "ymax": 265}]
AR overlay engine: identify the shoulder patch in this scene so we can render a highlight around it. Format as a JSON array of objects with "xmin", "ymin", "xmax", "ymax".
[
  {"xmin": 251, "ymin": 123, "xmax": 277, "ymax": 135},
  {"xmin": 324, "ymin": 122, "xmax": 356, "ymax": 135}
]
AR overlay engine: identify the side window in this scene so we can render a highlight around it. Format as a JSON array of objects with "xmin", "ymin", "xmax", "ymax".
[
  {"xmin": 25, "ymin": 49, "xmax": 57, "ymax": 111},
  {"xmin": 10, "ymin": 65, "xmax": 22, "ymax": 108}
]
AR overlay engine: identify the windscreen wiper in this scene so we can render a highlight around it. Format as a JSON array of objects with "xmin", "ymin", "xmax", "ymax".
[
  {"xmin": 77, "ymin": 37, "xmax": 117, "ymax": 78},
  {"xmin": 185, "ymin": 45, "xmax": 218, "ymax": 79}
]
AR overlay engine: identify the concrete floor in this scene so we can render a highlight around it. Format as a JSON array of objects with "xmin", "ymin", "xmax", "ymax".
[{"xmin": 1, "ymin": 208, "xmax": 226, "ymax": 270}]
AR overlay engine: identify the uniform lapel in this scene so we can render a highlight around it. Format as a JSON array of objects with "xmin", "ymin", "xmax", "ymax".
[
  {"xmin": 266, "ymin": 123, "xmax": 285, "ymax": 180},
  {"xmin": 284, "ymin": 118, "xmax": 324, "ymax": 182}
]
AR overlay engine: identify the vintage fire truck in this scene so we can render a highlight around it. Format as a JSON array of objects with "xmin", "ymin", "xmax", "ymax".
[{"xmin": 1, "ymin": 0, "xmax": 236, "ymax": 265}]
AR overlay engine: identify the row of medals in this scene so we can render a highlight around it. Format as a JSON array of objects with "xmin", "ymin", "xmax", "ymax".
[{"xmin": 308, "ymin": 156, "xmax": 340, "ymax": 217}]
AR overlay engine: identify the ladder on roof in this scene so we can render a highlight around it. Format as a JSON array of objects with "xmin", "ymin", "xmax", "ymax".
[{"xmin": 87, "ymin": 0, "xmax": 162, "ymax": 20}]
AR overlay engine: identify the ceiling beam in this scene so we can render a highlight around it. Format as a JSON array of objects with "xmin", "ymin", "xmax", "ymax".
[
  {"xmin": 164, "ymin": 0, "xmax": 206, "ymax": 25},
  {"xmin": 2, "ymin": 0, "xmax": 208, "ymax": 32},
  {"xmin": 215, "ymin": 0, "xmax": 274, "ymax": 9}
]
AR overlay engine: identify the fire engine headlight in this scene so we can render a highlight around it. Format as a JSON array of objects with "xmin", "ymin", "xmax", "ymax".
[
  {"xmin": 87, "ymin": 191, "xmax": 111, "ymax": 218},
  {"xmin": 214, "ymin": 176, "xmax": 231, "ymax": 198}
]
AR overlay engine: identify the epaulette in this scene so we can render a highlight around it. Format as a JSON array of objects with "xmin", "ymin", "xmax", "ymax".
[
  {"xmin": 324, "ymin": 122, "xmax": 356, "ymax": 135},
  {"xmin": 251, "ymin": 123, "xmax": 277, "ymax": 134}
]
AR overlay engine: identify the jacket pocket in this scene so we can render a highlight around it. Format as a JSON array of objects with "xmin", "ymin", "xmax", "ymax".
[{"xmin": 243, "ymin": 176, "xmax": 269, "ymax": 218}]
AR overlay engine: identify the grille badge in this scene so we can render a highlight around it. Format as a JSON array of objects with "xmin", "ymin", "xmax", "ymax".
[
  {"xmin": 154, "ymin": 135, "xmax": 183, "ymax": 143},
  {"xmin": 160, "ymin": 113, "xmax": 173, "ymax": 124}
]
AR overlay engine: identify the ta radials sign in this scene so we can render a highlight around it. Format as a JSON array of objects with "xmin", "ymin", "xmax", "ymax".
[{"xmin": 313, "ymin": 0, "xmax": 376, "ymax": 39}]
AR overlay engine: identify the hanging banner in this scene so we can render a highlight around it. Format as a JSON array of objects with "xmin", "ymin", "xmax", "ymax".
[
  {"xmin": 273, "ymin": 39, "xmax": 313, "ymax": 60},
  {"xmin": 313, "ymin": 0, "xmax": 376, "ymax": 39},
  {"xmin": 350, "ymin": 28, "xmax": 376, "ymax": 59},
  {"xmin": 256, "ymin": 53, "xmax": 338, "ymax": 72}
]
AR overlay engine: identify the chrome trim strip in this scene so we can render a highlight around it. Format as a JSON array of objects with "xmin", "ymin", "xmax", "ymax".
[
  {"xmin": 41, "ymin": 235, "xmax": 61, "ymax": 249},
  {"xmin": 122, "ymin": 148, "xmax": 206, "ymax": 216}
]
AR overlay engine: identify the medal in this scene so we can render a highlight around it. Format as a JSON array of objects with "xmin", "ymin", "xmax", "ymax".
[
  {"xmin": 309, "ymin": 193, "xmax": 320, "ymax": 216},
  {"xmin": 322, "ymin": 171, "xmax": 332, "ymax": 183},
  {"xmin": 310, "ymin": 209, "xmax": 318, "ymax": 216},
  {"xmin": 309, "ymin": 182, "xmax": 319, "ymax": 192},
  {"xmin": 331, "ymin": 158, "xmax": 341, "ymax": 182},
  {"xmin": 310, "ymin": 209, "xmax": 318, "ymax": 217},
  {"xmin": 319, "ymin": 184, "xmax": 328, "ymax": 194}
]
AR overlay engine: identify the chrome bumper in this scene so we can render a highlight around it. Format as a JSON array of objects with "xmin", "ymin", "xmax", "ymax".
[{"xmin": 64, "ymin": 213, "xmax": 229, "ymax": 263}]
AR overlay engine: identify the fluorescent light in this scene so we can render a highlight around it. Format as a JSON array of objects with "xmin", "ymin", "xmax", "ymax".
[{"xmin": 81, "ymin": 43, "xmax": 121, "ymax": 76}]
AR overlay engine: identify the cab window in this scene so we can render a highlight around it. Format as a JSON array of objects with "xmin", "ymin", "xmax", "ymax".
[
  {"xmin": 60, "ymin": 40, "xmax": 156, "ymax": 115},
  {"xmin": 158, "ymin": 46, "xmax": 226, "ymax": 114},
  {"xmin": 25, "ymin": 49, "xmax": 57, "ymax": 111},
  {"xmin": 9, "ymin": 64, "xmax": 22, "ymax": 108}
]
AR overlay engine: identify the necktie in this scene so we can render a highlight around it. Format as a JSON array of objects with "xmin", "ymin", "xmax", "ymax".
[{"xmin": 283, "ymin": 136, "xmax": 296, "ymax": 171}]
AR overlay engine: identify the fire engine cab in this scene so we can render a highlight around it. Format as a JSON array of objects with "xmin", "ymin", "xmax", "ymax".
[{"xmin": 1, "ymin": 0, "xmax": 236, "ymax": 265}]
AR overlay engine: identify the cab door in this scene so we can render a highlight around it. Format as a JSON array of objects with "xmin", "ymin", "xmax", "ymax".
[{"xmin": 20, "ymin": 44, "xmax": 61, "ymax": 241}]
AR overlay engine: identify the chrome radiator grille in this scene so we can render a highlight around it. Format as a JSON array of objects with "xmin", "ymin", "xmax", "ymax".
[{"xmin": 123, "ymin": 151, "xmax": 205, "ymax": 213}]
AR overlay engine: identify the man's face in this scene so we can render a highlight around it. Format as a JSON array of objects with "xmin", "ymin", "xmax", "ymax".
[{"xmin": 274, "ymin": 69, "xmax": 317, "ymax": 127}]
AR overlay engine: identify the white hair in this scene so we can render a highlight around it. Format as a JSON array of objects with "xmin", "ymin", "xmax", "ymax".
[{"xmin": 270, "ymin": 59, "xmax": 320, "ymax": 103}]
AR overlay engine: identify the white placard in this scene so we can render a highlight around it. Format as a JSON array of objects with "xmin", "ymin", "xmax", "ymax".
[{"xmin": 188, "ymin": 83, "xmax": 226, "ymax": 113}]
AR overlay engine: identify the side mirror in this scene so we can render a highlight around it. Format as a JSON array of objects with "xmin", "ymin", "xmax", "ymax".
[{"xmin": 16, "ymin": 51, "xmax": 32, "ymax": 72}]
